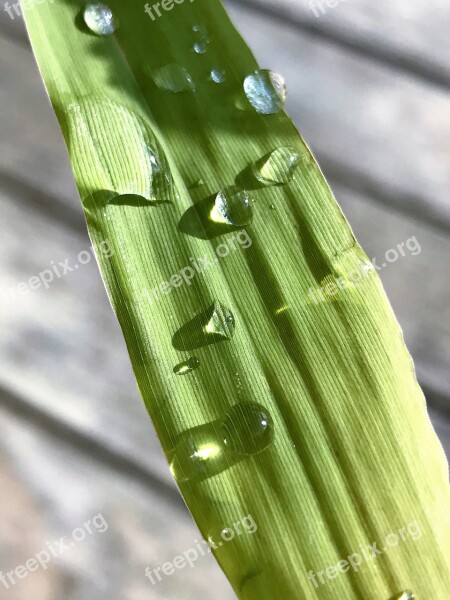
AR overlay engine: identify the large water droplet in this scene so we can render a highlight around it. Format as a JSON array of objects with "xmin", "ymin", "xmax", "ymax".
[
  {"xmin": 170, "ymin": 403, "xmax": 274, "ymax": 483},
  {"xmin": 210, "ymin": 68, "xmax": 227, "ymax": 84},
  {"xmin": 222, "ymin": 403, "xmax": 274, "ymax": 455},
  {"xmin": 204, "ymin": 301, "xmax": 236, "ymax": 341},
  {"xmin": 170, "ymin": 425, "xmax": 227, "ymax": 483},
  {"xmin": 211, "ymin": 189, "xmax": 254, "ymax": 227},
  {"xmin": 83, "ymin": 3, "xmax": 117, "ymax": 36},
  {"xmin": 173, "ymin": 357, "xmax": 200, "ymax": 376},
  {"xmin": 153, "ymin": 64, "xmax": 196, "ymax": 93},
  {"xmin": 254, "ymin": 147, "xmax": 301, "ymax": 185},
  {"xmin": 67, "ymin": 97, "xmax": 176, "ymax": 202},
  {"xmin": 393, "ymin": 592, "xmax": 415, "ymax": 600},
  {"xmin": 243, "ymin": 70, "xmax": 286, "ymax": 115}
]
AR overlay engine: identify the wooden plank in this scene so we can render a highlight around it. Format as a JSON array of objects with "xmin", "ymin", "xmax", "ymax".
[
  {"xmin": 0, "ymin": 404, "xmax": 235, "ymax": 599},
  {"xmin": 1, "ymin": 7, "xmax": 450, "ymax": 232},
  {"xmin": 233, "ymin": 0, "xmax": 450, "ymax": 87}
]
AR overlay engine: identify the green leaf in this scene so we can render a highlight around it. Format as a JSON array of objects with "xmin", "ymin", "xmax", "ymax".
[{"xmin": 22, "ymin": 1, "xmax": 450, "ymax": 598}]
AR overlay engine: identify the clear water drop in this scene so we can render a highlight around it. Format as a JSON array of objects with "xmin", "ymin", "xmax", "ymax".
[
  {"xmin": 210, "ymin": 68, "xmax": 227, "ymax": 84},
  {"xmin": 222, "ymin": 403, "xmax": 274, "ymax": 455},
  {"xmin": 192, "ymin": 24, "xmax": 204, "ymax": 33},
  {"xmin": 254, "ymin": 147, "xmax": 301, "ymax": 185},
  {"xmin": 189, "ymin": 178, "xmax": 205, "ymax": 189},
  {"xmin": 193, "ymin": 39, "xmax": 210, "ymax": 54},
  {"xmin": 393, "ymin": 592, "xmax": 415, "ymax": 600},
  {"xmin": 244, "ymin": 70, "xmax": 286, "ymax": 115},
  {"xmin": 153, "ymin": 64, "xmax": 196, "ymax": 93},
  {"xmin": 172, "ymin": 301, "xmax": 236, "ymax": 350},
  {"xmin": 83, "ymin": 3, "xmax": 117, "ymax": 36},
  {"xmin": 204, "ymin": 301, "xmax": 235, "ymax": 341},
  {"xmin": 147, "ymin": 146, "xmax": 163, "ymax": 173},
  {"xmin": 170, "ymin": 425, "xmax": 227, "ymax": 483},
  {"xmin": 170, "ymin": 402, "xmax": 273, "ymax": 483},
  {"xmin": 173, "ymin": 357, "xmax": 200, "ymax": 375},
  {"xmin": 145, "ymin": 144, "xmax": 175, "ymax": 197},
  {"xmin": 211, "ymin": 189, "xmax": 254, "ymax": 227}
]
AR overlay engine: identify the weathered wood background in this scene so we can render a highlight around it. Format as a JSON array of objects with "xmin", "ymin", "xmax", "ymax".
[{"xmin": 0, "ymin": 0, "xmax": 449, "ymax": 598}]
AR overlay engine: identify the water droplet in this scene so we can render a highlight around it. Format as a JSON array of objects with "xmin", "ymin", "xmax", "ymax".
[
  {"xmin": 170, "ymin": 403, "xmax": 273, "ymax": 483},
  {"xmin": 172, "ymin": 301, "xmax": 236, "ymax": 350},
  {"xmin": 393, "ymin": 592, "xmax": 415, "ymax": 600},
  {"xmin": 222, "ymin": 403, "xmax": 274, "ymax": 455},
  {"xmin": 189, "ymin": 179, "xmax": 205, "ymax": 189},
  {"xmin": 204, "ymin": 301, "xmax": 235, "ymax": 341},
  {"xmin": 83, "ymin": 3, "xmax": 117, "ymax": 36},
  {"xmin": 210, "ymin": 68, "xmax": 227, "ymax": 84},
  {"xmin": 67, "ymin": 97, "xmax": 176, "ymax": 203},
  {"xmin": 211, "ymin": 189, "xmax": 254, "ymax": 227},
  {"xmin": 153, "ymin": 64, "xmax": 196, "ymax": 93},
  {"xmin": 254, "ymin": 147, "xmax": 301, "ymax": 185},
  {"xmin": 145, "ymin": 144, "xmax": 174, "ymax": 197},
  {"xmin": 192, "ymin": 24, "xmax": 210, "ymax": 54},
  {"xmin": 147, "ymin": 146, "xmax": 163, "ymax": 173},
  {"xmin": 173, "ymin": 357, "xmax": 200, "ymax": 375},
  {"xmin": 193, "ymin": 39, "xmax": 210, "ymax": 54},
  {"xmin": 170, "ymin": 425, "xmax": 227, "ymax": 483},
  {"xmin": 243, "ymin": 70, "xmax": 286, "ymax": 115}
]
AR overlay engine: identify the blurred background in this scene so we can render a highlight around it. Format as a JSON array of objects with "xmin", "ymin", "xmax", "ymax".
[{"xmin": 0, "ymin": 0, "xmax": 449, "ymax": 598}]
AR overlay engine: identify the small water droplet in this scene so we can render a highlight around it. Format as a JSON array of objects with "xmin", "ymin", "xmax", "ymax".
[
  {"xmin": 210, "ymin": 68, "xmax": 227, "ymax": 84},
  {"xmin": 270, "ymin": 204, "xmax": 275, "ymax": 210},
  {"xmin": 83, "ymin": 3, "xmax": 117, "ymax": 36},
  {"xmin": 393, "ymin": 592, "xmax": 415, "ymax": 600},
  {"xmin": 189, "ymin": 179, "xmax": 205, "ymax": 189},
  {"xmin": 153, "ymin": 64, "xmax": 196, "ymax": 93},
  {"xmin": 243, "ymin": 70, "xmax": 286, "ymax": 115},
  {"xmin": 173, "ymin": 357, "xmax": 200, "ymax": 376},
  {"xmin": 222, "ymin": 403, "xmax": 274, "ymax": 455},
  {"xmin": 192, "ymin": 24, "xmax": 210, "ymax": 54},
  {"xmin": 254, "ymin": 147, "xmax": 301, "ymax": 185},
  {"xmin": 204, "ymin": 301, "xmax": 235, "ymax": 341},
  {"xmin": 172, "ymin": 301, "xmax": 235, "ymax": 350},
  {"xmin": 211, "ymin": 189, "xmax": 254, "ymax": 227},
  {"xmin": 193, "ymin": 39, "xmax": 210, "ymax": 54}
]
